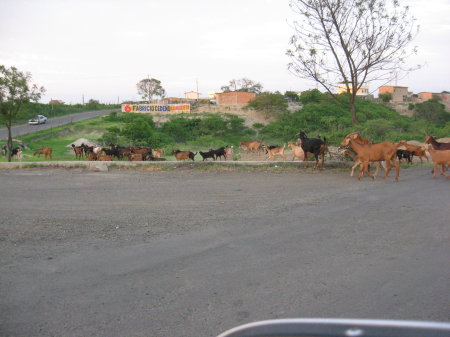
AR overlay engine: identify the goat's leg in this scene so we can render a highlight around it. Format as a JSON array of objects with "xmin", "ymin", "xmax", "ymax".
[
  {"xmin": 382, "ymin": 159, "xmax": 392, "ymax": 180},
  {"xmin": 357, "ymin": 163, "xmax": 364, "ymax": 180},
  {"xmin": 439, "ymin": 164, "xmax": 448, "ymax": 177},
  {"xmin": 432, "ymin": 165, "xmax": 438, "ymax": 178},
  {"xmin": 372, "ymin": 162, "xmax": 381, "ymax": 178},
  {"xmin": 350, "ymin": 160, "xmax": 360, "ymax": 176},
  {"xmin": 313, "ymin": 154, "xmax": 319, "ymax": 170},
  {"xmin": 387, "ymin": 157, "xmax": 400, "ymax": 181},
  {"xmin": 364, "ymin": 161, "xmax": 375, "ymax": 180}
]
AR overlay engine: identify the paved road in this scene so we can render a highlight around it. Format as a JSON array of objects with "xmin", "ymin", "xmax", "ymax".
[
  {"xmin": 0, "ymin": 167, "xmax": 449, "ymax": 337},
  {"xmin": 0, "ymin": 109, "xmax": 116, "ymax": 140}
]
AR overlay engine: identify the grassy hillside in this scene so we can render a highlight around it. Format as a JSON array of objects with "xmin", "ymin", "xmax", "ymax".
[
  {"xmin": 259, "ymin": 95, "xmax": 450, "ymax": 144},
  {"xmin": 1, "ymin": 96, "xmax": 448, "ymax": 162}
]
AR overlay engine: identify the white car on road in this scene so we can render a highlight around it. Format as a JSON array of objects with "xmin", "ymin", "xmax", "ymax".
[{"xmin": 28, "ymin": 115, "xmax": 47, "ymax": 125}]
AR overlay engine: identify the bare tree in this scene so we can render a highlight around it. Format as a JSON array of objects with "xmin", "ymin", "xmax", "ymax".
[
  {"xmin": 136, "ymin": 78, "xmax": 166, "ymax": 104},
  {"xmin": 287, "ymin": 0, "xmax": 419, "ymax": 124},
  {"xmin": 0, "ymin": 65, "xmax": 45, "ymax": 162},
  {"xmin": 221, "ymin": 78, "xmax": 263, "ymax": 94}
]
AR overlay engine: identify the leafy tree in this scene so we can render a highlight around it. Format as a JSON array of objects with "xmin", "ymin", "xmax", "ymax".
[
  {"xmin": 86, "ymin": 99, "xmax": 100, "ymax": 109},
  {"xmin": 121, "ymin": 117, "xmax": 154, "ymax": 145},
  {"xmin": 287, "ymin": 0, "xmax": 419, "ymax": 125},
  {"xmin": 0, "ymin": 65, "xmax": 45, "ymax": 161},
  {"xmin": 300, "ymin": 89, "xmax": 323, "ymax": 105},
  {"xmin": 221, "ymin": 78, "xmax": 263, "ymax": 94},
  {"xmin": 379, "ymin": 93, "xmax": 393, "ymax": 103},
  {"xmin": 246, "ymin": 92, "xmax": 288, "ymax": 117},
  {"xmin": 413, "ymin": 98, "xmax": 450, "ymax": 124},
  {"xmin": 137, "ymin": 78, "xmax": 166, "ymax": 103},
  {"xmin": 284, "ymin": 91, "xmax": 301, "ymax": 102}
]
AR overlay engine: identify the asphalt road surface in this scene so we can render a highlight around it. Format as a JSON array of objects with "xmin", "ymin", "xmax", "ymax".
[
  {"xmin": 0, "ymin": 109, "xmax": 116, "ymax": 140},
  {"xmin": 0, "ymin": 166, "xmax": 449, "ymax": 337}
]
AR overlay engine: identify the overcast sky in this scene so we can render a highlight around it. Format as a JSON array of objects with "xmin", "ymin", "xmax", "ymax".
[{"xmin": 1, "ymin": 0, "xmax": 449, "ymax": 104}]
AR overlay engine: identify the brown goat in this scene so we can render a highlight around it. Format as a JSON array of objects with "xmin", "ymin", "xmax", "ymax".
[
  {"xmin": 172, "ymin": 150, "xmax": 196, "ymax": 161},
  {"xmin": 99, "ymin": 155, "xmax": 113, "ymax": 161},
  {"xmin": 262, "ymin": 145, "xmax": 286, "ymax": 160},
  {"xmin": 71, "ymin": 144, "xmax": 84, "ymax": 159},
  {"xmin": 287, "ymin": 141, "xmax": 305, "ymax": 161},
  {"xmin": 424, "ymin": 145, "xmax": 450, "ymax": 178},
  {"xmin": 239, "ymin": 140, "xmax": 262, "ymax": 154},
  {"xmin": 130, "ymin": 153, "xmax": 143, "ymax": 161},
  {"xmin": 33, "ymin": 147, "xmax": 52, "ymax": 160},
  {"xmin": 397, "ymin": 140, "xmax": 428, "ymax": 162},
  {"xmin": 87, "ymin": 153, "xmax": 98, "ymax": 161},
  {"xmin": 339, "ymin": 148, "xmax": 384, "ymax": 177},
  {"xmin": 425, "ymin": 136, "xmax": 450, "ymax": 150},
  {"xmin": 341, "ymin": 132, "xmax": 399, "ymax": 181}
]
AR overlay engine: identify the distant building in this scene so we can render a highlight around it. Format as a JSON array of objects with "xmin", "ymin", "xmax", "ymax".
[
  {"xmin": 216, "ymin": 91, "xmax": 256, "ymax": 105},
  {"xmin": 337, "ymin": 85, "xmax": 369, "ymax": 96},
  {"xmin": 418, "ymin": 92, "xmax": 450, "ymax": 102},
  {"xmin": 49, "ymin": 99, "xmax": 64, "ymax": 104},
  {"xmin": 184, "ymin": 91, "xmax": 200, "ymax": 100},
  {"xmin": 378, "ymin": 86, "xmax": 408, "ymax": 102},
  {"xmin": 418, "ymin": 92, "xmax": 433, "ymax": 100},
  {"xmin": 418, "ymin": 92, "xmax": 450, "ymax": 110}
]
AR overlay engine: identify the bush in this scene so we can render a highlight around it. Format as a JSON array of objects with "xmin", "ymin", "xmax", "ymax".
[
  {"xmin": 300, "ymin": 89, "xmax": 323, "ymax": 105},
  {"xmin": 246, "ymin": 92, "xmax": 288, "ymax": 117},
  {"xmin": 379, "ymin": 93, "xmax": 392, "ymax": 102},
  {"xmin": 413, "ymin": 98, "xmax": 450, "ymax": 124}
]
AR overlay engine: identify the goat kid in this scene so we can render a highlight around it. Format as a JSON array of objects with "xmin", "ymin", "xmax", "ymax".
[
  {"xmin": 287, "ymin": 141, "xmax": 305, "ymax": 161},
  {"xmin": 424, "ymin": 144, "xmax": 450, "ymax": 178},
  {"xmin": 397, "ymin": 140, "xmax": 428, "ymax": 162},
  {"xmin": 341, "ymin": 132, "xmax": 399, "ymax": 181},
  {"xmin": 262, "ymin": 145, "xmax": 286, "ymax": 160},
  {"xmin": 33, "ymin": 147, "xmax": 52, "ymax": 160}
]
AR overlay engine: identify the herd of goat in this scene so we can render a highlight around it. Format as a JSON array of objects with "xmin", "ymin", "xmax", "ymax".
[{"xmin": 2, "ymin": 132, "xmax": 449, "ymax": 180}]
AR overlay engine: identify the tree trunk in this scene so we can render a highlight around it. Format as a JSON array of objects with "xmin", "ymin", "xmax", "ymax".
[
  {"xmin": 6, "ymin": 124, "xmax": 13, "ymax": 162},
  {"xmin": 349, "ymin": 95, "xmax": 357, "ymax": 125}
]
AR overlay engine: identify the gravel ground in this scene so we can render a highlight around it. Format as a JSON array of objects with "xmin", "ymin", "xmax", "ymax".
[{"xmin": 0, "ymin": 166, "xmax": 449, "ymax": 337}]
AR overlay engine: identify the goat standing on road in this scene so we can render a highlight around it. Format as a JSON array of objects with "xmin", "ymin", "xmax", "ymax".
[
  {"xmin": 298, "ymin": 131, "xmax": 327, "ymax": 169},
  {"xmin": 341, "ymin": 132, "xmax": 399, "ymax": 181}
]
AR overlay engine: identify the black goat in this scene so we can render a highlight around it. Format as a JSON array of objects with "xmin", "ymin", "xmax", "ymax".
[
  {"xmin": 212, "ymin": 147, "xmax": 227, "ymax": 160},
  {"xmin": 103, "ymin": 147, "xmax": 121, "ymax": 160},
  {"xmin": 396, "ymin": 149, "xmax": 413, "ymax": 164},
  {"xmin": 298, "ymin": 131, "xmax": 327, "ymax": 169},
  {"xmin": 199, "ymin": 150, "xmax": 216, "ymax": 161}
]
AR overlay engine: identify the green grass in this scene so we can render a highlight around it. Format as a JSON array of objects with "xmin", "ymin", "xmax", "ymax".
[{"xmin": 1, "ymin": 116, "xmax": 119, "ymax": 162}]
